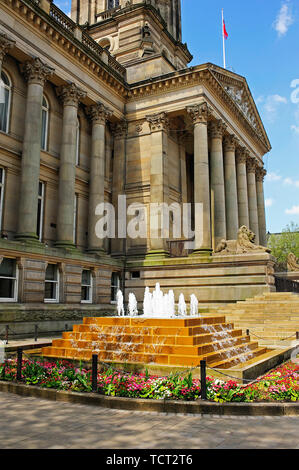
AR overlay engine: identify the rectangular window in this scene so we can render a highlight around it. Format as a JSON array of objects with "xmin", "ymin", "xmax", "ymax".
[
  {"xmin": 111, "ymin": 272, "xmax": 120, "ymax": 303},
  {"xmin": 0, "ymin": 168, "xmax": 5, "ymax": 233},
  {"xmin": 37, "ymin": 182, "xmax": 45, "ymax": 242},
  {"xmin": 44, "ymin": 264, "xmax": 59, "ymax": 303},
  {"xmin": 81, "ymin": 269, "xmax": 92, "ymax": 303},
  {"xmin": 73, "ymin": 194, "xmax": 78, "ymax": 245},
  {"xmin": 0, "ymin": 258, "xmax": 18, "ymax": 302}
]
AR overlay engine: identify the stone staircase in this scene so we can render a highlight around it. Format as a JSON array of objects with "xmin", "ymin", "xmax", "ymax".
[
  {"xmin": 42, "ymin": 315, "xmax": 274, "ymax": 370},
  {"xmin": 215, "ymin": 292, "xmax": 299, "ymax": 348}
]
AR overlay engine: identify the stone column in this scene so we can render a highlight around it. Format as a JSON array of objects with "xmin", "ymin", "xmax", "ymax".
[
  {"xmin": 16, "ymin": 58, "xmax": 54, "ymax": 242},
  {"xmin": 55, "ymin": 83, "xmax": 86, "ymax": 249},
  {"xmin": 247, "ymin": 157, "xmax": 260, "ymax": 244},
  {"xmin": 0, "ymin": 32, "xmax": 15, "ymax": 76},
  {"xmin": 187, "ymin": 103, "xmax": 212, "ymax": 255},
  {"xmin": 209, "ymin": 119, "xmax": 227, "ymax": 246},
  {"xmin": 236, "ymin": 146, "xmax": 250, "ymax": 229},
  {"xmin": 146, "ymin": 112, "xmax": 170, "ymax": 258},
  {"xmin": 179, "ymin": 133, "xmax": 188, "ymax": 238},
  {"xmin": 223, "ymin": 134, "xmax": 239, "ymax": 240},
  {"xmin": 86, "ymin": 103, "xmax": 111, "ymax": 254},
  {"xmin": 111, "ymin": 120, "xmax": 128, "ymax": 256},
  {"xmin": 256, "ymin": 167, "xmax": 267, "ymax": 247}
]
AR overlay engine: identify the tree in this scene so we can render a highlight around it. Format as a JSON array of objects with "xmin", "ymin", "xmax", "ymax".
[{"xmin": 267, "ymin": 222, "xmax": 299, "ymax": 271}]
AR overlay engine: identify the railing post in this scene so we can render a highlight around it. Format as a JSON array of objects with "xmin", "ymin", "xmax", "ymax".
[
  {"xmin": 34, "ymin": 325, "xmax": 38, "ymax": 342},
  {"xmin": 5, "ymin": 325, "xmax": 9, "ymax": 344},
  {"xmin": 16, "ymin": 348, "xmax": 23, "ymax": 381},
  {"xmin": 65, "ymin": 324, "xmax": 68, "ymax": 332},
  {"xmin": 200, "ymin": 360, "xmax": 207, "ymax": 401},
  {"xmin": 246, "ymin": 329, "xmax": 250, "ymax": 336},
  {"xmin": 92, "ymin": 354, "xmax": 98, "ymax": 393},
  {"xmin": 296, "ymin": 332, "xmax": 299, "ymax": 341}
]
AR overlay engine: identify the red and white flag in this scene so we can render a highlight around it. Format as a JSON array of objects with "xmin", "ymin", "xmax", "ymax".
[{"xmin": 223, "ymin": 18, "xmax": 229, "ymax": 40}]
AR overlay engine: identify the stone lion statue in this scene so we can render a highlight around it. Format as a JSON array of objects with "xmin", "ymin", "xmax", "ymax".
[
  {"xmin": 215, "ymin": 226, "xmax": 271, "ymax": 255},
  {"xmin": 287, "ymin": 253, "xmax": 299, "ymax": 272}
]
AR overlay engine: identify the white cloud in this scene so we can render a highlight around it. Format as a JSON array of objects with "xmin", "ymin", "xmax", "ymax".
[
  {"xmin": 265, "ymin": 172, "xmax": 282, "ymax": 182},
  {"xmin": 265, "ymin": 198, "xmax": 274, "ymax": 208},
  {"xmin": 284, "ymin": 177, "xmax": 294, "ymax": 185},
  {"xmin": 286, "ymin": 206, "xmax": 299, "ymax": 215},
  {"xmin": 291, "ymin": 124, "xmax": 299, "ymax": 134},
  {"xmin": 274, "ymin": 2, "xmax": 294, "ymax": 37},
  {"xmin": 261, "ymin": 94, "xmax": 288, "ymax": 122}
]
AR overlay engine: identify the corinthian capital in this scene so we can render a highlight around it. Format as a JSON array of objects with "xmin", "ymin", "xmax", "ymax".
[
  {"xmin": 112, "ymin": 120, "xmax": 128, "ymax": 139},
  {"xmin": 146, "ymin": 112, "xmax": 169, "ymax": 133},
  {"xmin": 186, "ymin": 102, "xmax": 211, "ymax": 125},
  {"xmin": 246, "ymin": 156, "xmax": 257, "ymax": 173},
  {"xmin": 208, "ymin": 119, "xmax": 227, "ymax": 139},
  {"xmin": 223, "ymin": 134, "xmax": 239, "ymax": 152},
  {"xmin": 20, "ymin": 57, "xmax": 54, "ymax": 86},
  {"xmin": 0, "ymin": 32, "xmax": 15, "ymax": 63},
  {"xmin": 236, "ymin": 146, "xmax": 249, "ymax": 165},
  {"xmin": 87, "ymin": 103, "xmax": 112, "ymax": 125},
  {"xmin": 56, "ymin": 83, "xmax": 86, "ymax": 107},
  {"xmin": 256, "ymin": 166, "xmax": 267, "ymax": 182}
]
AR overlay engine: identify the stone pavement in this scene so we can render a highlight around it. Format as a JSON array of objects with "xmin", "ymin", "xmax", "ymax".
[{"xmin": 0, "ymin": 391, "xmax": 298, "ymax": 449}]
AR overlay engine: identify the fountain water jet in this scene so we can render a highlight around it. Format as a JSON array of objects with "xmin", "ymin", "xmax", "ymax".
[
  {"xmin": 116, "ymin": 290, "xmax": 125, "ymax": 316},
  {"xmin": 190, "ymin": 294, "xmax": 199, "ymax": 317},
  {"xmin": 178, "ymin": 293, "xmax": 187, "ymax": 316}
]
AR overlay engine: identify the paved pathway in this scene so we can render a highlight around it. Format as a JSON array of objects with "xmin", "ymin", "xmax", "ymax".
[{"xmin": 0, "ymin": 392, "xmax": 298, "ymax": 449}]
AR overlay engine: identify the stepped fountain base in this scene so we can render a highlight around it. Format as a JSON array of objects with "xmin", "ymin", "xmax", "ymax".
[{"xmin": 41, "ymin": 316, "xmax": 295, "ymax": 383}]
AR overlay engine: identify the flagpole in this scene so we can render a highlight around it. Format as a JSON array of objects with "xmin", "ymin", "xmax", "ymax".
[{"xmin": 222, "ymin": 8, "xmax": 226, "ymax": 69}]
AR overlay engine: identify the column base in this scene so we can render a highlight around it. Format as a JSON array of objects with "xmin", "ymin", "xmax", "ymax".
[
  {"xmin": 189, "ymin": 249, "xmax": 213, "ymax": 258},
  {"xmin": 145, "ymin": 250, "xmax": 170, "ymax": 260},
  {"xmin": 15, "ymin": 233, "xmax": 40, "ymax": 245},
  {"xmin": 54, "ymin": 241, "xmax": 77, "ymax": 251},
  {"xmin": 87, "ymin": 248, "xmax": 107, "ymax": 257}
]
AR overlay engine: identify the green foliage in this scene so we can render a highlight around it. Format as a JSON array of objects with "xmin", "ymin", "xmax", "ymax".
[{"xmin": 268, "ymin": 222, "xmax": 299, "ymax": 271}]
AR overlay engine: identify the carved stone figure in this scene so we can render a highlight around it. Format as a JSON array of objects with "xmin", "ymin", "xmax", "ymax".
[
  {"xmin": 215, "ymin": 226, "xmax": 271, "ymax": 255},
  {"xmin": 287, "ymin": 253, "xmax": 299, "ymax": 272}
]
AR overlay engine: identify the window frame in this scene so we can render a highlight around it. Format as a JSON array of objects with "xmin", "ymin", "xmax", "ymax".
[
  {"xmin": 0, "ymin": 70, "xmax": 12, "ymax": 134},
  {"xmin": 81, "ymin": 269, "xmax": 93, "ymax": 304},
  {"xmin": 37, "ymin": 181, "xmax": 45, "ymax": 242},
  {"xmin": 0, "ymin": 167, "xmax": 5, "ymax": 233},
  {"xmin": 0, "ymin": 257, "xmax": 18, "ymax": 303},
  {"xmin": 44, "ymin": 264, "xmax": 59, "ymax": 303},
  {"xmin": 41, "ymin": 95, "xmax": 49, "ymax": 152},
  {"xmin": 107, "ymin": 0, "xmax": 119, "ymax": 10},
  {"xmin": 111, "ymin": 272, "xmax": 121, "ymax": 304}
]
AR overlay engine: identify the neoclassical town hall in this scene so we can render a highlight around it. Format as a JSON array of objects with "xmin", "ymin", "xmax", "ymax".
[{"xmin": 0, "ymin": 0, "xmax": 274, "ymax": 329}]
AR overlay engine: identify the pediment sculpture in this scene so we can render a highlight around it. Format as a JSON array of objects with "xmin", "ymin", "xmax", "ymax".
[{"xmin": 287, "ymin": 253, "xmax": 299, "ymax": 272}]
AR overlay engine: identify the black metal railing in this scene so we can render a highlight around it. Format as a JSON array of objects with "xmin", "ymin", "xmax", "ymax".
[{"xmin": 275, "ymin": 276, "xmax": 299, "ymax": 294}]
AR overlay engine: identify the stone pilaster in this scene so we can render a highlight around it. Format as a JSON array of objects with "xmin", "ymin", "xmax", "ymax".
[
  {"xmin": 86, "ymin": 103, "xmax": 112, "ymax": 254},
  {"xmin": 186, "ymin": 102, "xmax": 212, "ymax": 255},
  {"xmin": 247, "ymin": 156, "xmax": 260, "ymax": 244},
  {"xmin": 256, "ymin": 166, "xmax": 267, "ymax": 247},
  {"xmin": 16, "ymin": 58, "xmax": 54, "ymax": 242},
  {"xmin": 223, "ymin": 134, "xmax": 239, "ymax": 240},
  {"xmin": 236, "ymin": 146, "xmax": 250, "ymax": 229},
  {"xmin": 146, "ymin": 112, "xmax": 170, "ymax": 258},
  {"xmin": 0, "ymin": 32, "xmax": 15, "ymax": 76},
  {"xmin": 111, "ymin": 120, "xmax": 128, "ymax": 257},
  {"xmin": 55, "ymin": 83, "xmax": 86, "ymax": 249},
  {"xmin": 209, "ymin": 119, "xmax": 227, "ymax": 247}
]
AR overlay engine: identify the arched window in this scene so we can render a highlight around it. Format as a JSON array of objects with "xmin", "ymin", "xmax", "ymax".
[
  {"xmin": 107, "ymin": 0, "xmax": 119, "ymax": 10},
  {"xmin": 41, "ymin": 95, "xmax": 49, "ymax": 151},
  {"xmin": 0, "ymin": 70, "xmax": 12, "ymax": 134},
  {"xmin": 75, "ymin": 117, "xmax": 80, "ymax": 166}
]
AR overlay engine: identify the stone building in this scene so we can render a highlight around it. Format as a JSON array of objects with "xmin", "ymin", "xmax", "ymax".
[{"xmin": 0, "ymin": 0, "xmax": 274, "ymax": 332}]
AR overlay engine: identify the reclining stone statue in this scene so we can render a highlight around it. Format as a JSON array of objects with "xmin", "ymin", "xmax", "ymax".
[
  {"xmin": 214, "ymin": 226, "xmax": 271, "ymax": 255},
  {"xmin": 287, "ymin": 253, "xmax": 299, "ymax": 272}
]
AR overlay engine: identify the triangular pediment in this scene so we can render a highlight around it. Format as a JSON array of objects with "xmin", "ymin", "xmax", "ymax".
[{"xmin": 208, "ymin": 66, "xmax": 271, "ymax": 152}]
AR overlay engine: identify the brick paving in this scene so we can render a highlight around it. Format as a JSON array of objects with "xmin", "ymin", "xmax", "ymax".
[{"xmin": 0, "ymin": 391, "xmax": 298, "ymax": 449}]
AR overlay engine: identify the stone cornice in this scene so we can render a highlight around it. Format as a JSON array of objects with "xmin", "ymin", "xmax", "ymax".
[
  {"xmin": 20, "ymin": 57, "xmax": 54, "ymax": 85},
  {"xmin": 1, "ymin": 0, "xmax": 128, "ymax": 95}
]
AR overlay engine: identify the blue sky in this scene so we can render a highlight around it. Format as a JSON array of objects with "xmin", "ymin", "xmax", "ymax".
[{"xmin": 56, "ymin": 0, "xmax": 299, "ymax": 233}]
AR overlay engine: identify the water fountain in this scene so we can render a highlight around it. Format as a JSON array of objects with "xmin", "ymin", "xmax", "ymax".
[
  {"xmin": 128, "ymin": 292, "xmax": 138, "ymax": 317},
  {"xmin": 116, "ymin": 289, "xmax": 125, "ymax": 317},
  {"xmin": 178, "ymin": 293, "xmax": 187, "ymax": 316},
  {"xmin": 190, "ymin": 294, "xmax": 199, "ymax": 317}
]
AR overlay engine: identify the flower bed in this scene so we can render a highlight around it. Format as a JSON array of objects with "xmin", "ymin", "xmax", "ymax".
[{"xmin": 0, "ymin": 359, "xmax": 298, "ymax": 402}]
